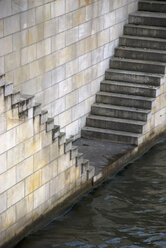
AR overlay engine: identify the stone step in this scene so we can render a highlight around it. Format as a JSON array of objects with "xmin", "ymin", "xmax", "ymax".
[
  {"xmin": 105, "ymin": 69, "xmax": 163, "ymax": 86},
  {"xmin": 46, "ymin": 118, "xmax": 54, "ymax": 132},
  {"xmin": 81, "ymin": 126, "xmax": 142, "ymax": 145},
  {"xmin": 33, "ymin": 103, "xmax": 41, "ymax": 117},
  {"xmin": 86, "ymin": 115, "xmax": 146, "ymax": 134},
  {"xmin": 52, "ymin": 125, "xmax": 60, "ymax": 140},
  {"xmin": 70, "ymin": 146, "xmax": 78, "ymax": 160},
  {"xmin": 58, "ymin": 132, "xmax": 66, "ymax": 146},
  {"xmin": 110, "ymin": 58, "xmax": 166, "ymax": 74},
  {"xmin": 119, "ymin": 35, "xmax": 166, "ymax": 51},
  {"xmin": 139, "ymin": 1, "xmax": 166, "ymax": 13},
  {"xmin": 64, "ymin": 138, "xmax": 73, "ymax": 153},
  {"xmin": 124, "ymin": 24, "xmax": 166, "ymax": 39},
  {"xmin": 11, "ymin": 91, "xmax": 21, "ymax": 105},
  {"xmin": 4, "ymin": 82, "xmax": 13, "ymax": 97},
  {"xmin": 76, "ymin": 153, "xmax": 84, "ymax": 167},
  {"xmin": 129, "ymin": 11, "xmax": 166, "ymax": 27},
  {"xmin": 91, "ymin": 103, "xmax": 151, "ymax": 121},
  {"xmin": 100, "ymin": 80, "xmax": 159, "ymax": 98},
  {"xmin": 40, "ymin": 110, "xmax": 48, "ymax": 124},
  {"xmin": 18, "ymin": 94, "xmax": 35, "ymax": 113},
  {"xmin": 96, "ymin": 92, "xmax": 155, "ymax": 109},
  {"xmin": 115, "ymin": 46, "xmax": 166, "ymax": 63}
]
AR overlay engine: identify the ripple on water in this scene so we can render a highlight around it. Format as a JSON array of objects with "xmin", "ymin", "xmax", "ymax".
[{"xmin": 16, "ymin": 139, "xmax": 166, "ymax": 248}]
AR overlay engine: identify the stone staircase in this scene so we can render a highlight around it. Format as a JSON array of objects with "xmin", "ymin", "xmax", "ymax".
[{"xmin": 81, "ymin": 0, "xmax": 166, "ymax": 145}]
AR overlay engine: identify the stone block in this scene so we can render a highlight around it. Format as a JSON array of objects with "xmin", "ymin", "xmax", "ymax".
[
  {"xmin": 59, "ymin": 78, "xmax": 72, "ymax": 98},
  {"xmin": 52, "ymin": 32, "xmax": 66, "ymax": 52},
  {"xmin": 59, "ymin": 109, "xmax": 72, "ymax": 128},
  {"xmin": 50, "ymin": 172, "xmax": 65, "ymax": 196},
  {"xmin": 13, "ymin": 30, "xmax": 29, "ymax": 51},
  {"xmin": 16, "ymin": 156, "xmax": 33, "ymax": 182},
  {"xmin": 34, "ymin": 183, "xmax": 49, "ymax": 208},
  {"xmin": 115, "ymin": 5, "xmax": 128, "ymax": 23},
  {"xmin": 12, "ymin": 0, "xmax": 28, "ymax": 14},
  {"xmin": 66, "ymin": 0, "xmax": 79, "ymax": 12},
  {"xmin": 24, "ymin": 134, "xmax": 42, "ymax": 158},
  {"xmin": 37, "ymin": 38, "xmax": 51, "ymax": 59},
  {"xmin": 0, "ymin": 36, "xmax": 12, "ymax": 57},
  {"xmin": 7, "ymin": 181, "xmax": 24, "ymax": 208},
  {"xmin": 6, "ymin": 108, "xmax": 23, "ymax": 131},
  {"xmin": 79, "ymin": 52, "xmax": 91, "ymax": 72},
  {"xmin": 51, "ymin": 0, "xmax": 65, "ymax": 17},
  {"xmin": 59, "ymin": 45, "xmax": 76, "ymax": 65},
  {"xmin": 0, "ymin": 56, "xmax": 4, "ymax": 75},
  {"xmin": 44, "ymin": 19, "xmax": 58, "ymax": 38},
  {"xmin": 66, "ymin": 90, "xmax": 79, "ymax": 109},
  {"xmin": 51, "ymin": 65, "xmax": 65, "ymax": 84},
  {"xmin": 92, "ymin": 46, "xmax": 104, "ymax": 65},
  {"xmin": 36, "ymin": 4, "xmax": 51, "ymax": 24},
  {"xmin": 0, "ymin": 167, "xmax": 16, "ymax": 194},
  {"xmin": 79, "ymin": 21, "xmax": 91, "ymax": 39},
  {"xmin": 16, "ymin": 193, "xmax": 34, "ymax": 220},
  {"xmin": 29, "ymin": 58, "xmax": 44, "ymax": 79},
  {"xmin": 21, "ymin": 44, "xmax": 36, "ymax": 65},
  {"xmin": 65, "ymin": 166, "xmax": 76, "ymax": 186},
  {"xmin": 1, "ymin": 206, "xmax": 16, "ymax": 231},
  {"xmin": 25, "ymin": 170, "xmax": 42, "ymax": 195},
  {"xmin": 7, "ymin": 142, "xmax": 24, "ymax": 169},
  {"xmin": 5, "ymin": 51, "xmax": 20, "ymax": 72},
  {"xmin": 50, "ymin": 139, "xmax": 59, "ymax": 161},
  {"xmin": 21, "ymin": 9, "xmax": 35, "ymax": 30},
  {"xmin": 0, "ymin": 192, "xmax": 7, "ymax": 214},
  {"xmin": 72, "ymin": 7, "xmax": 86, "ymax": 26},
  {"xmin": 34, "ymin": 146, "xmax": 50, "ymax": 171},
  {"xmin": 97, "ymin": 28, "xmax": 109, "ymax": 47},
  {"xmin": 66, "ymin": 27, "xmax": 79, "ymax": 46},
  {"xmin": 0, "ymin": 0, "xmax": 11, "ymax": 19},
  {"xmin": 4, "ymin": 14, "xmax": 20, "ymax": 36},
  {"xmin": 41, "ymin": 163, "xmax": 53, "ymax": 184},
  {"xmin": 79, "ymin": 83, "xmax": 91, "ymax": 102},
  {"xmin": 71, "ymin": 101, "xmax": 86, "ymax": 122},
  {"xmin": 14, "ymin": 64, "xmax": 29, "ymax": 84},
  {"xmin": 57, "ymin": 152, "xmax": 70, "ymax": 174},
  {"xmin": 29, "ymin": 23, "xmax": 44, "ymax": 45},
  {"xmin": 66, "ymin": 59, "xmax": 79, "ymax": 78},
  {"xmin": 16, "ymin": 119, "xmax": 33, "ymax": 143}
]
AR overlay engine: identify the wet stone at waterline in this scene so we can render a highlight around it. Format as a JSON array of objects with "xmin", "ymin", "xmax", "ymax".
[{"xmin": 16, "ymin": 139, "xmax": 166, "ymax": 248}]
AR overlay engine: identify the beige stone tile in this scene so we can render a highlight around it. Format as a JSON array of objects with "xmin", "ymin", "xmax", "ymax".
[
  {"xmin": 7, "ymin": 142, "xmax": 24, "ymax": 169},
  {"xmin": 14, "ymin": 64, "xmax": 29, "ymax": 84},
  {"xmin": 7, "ymin": 181, "xmax": 24, "ymax": 207},
  {"xmin": 25, "ymin": 170, "xmax": 42, "ymax": 195},
  {"xmin": 16, "ymin": 119, "xmax": 33, "ymax": 143},
  {"xmin": 36, "ymin": 4, "xmax": 51, "ymax": 24},
  {"xmin": 0, "ymin": 192, "xmax": 7, "ymax": 213},
  {"xmin": 0, "ymin": 0, "xmax": 12, "ymax": 19},
  {"xmin": 34, "ymin": 146, "xmax": 50, "ymax": 171},
  {"xmin": 16, "ymin": 193, "xmax": 34, "ymax": 220},
  {"xmin": 51, "ymin": 0, "xmax": 65, "ymax": 17},
  {"xmin": 21, "ymin": 9, "xmax": 35, "ymax": 30},
  {"xmin": 28, "ymin": 0, "xmax": 44, "ymax": 8},
  {"xmin": 21, "ymin": 44, "xmax": 36, "ymax": 65},
  {"xmin": 0, "ymin": 36, "xmax": 12, "ymax": 57},
  {"xmin": 16, "ymin": 156, "xmax": 33, "ymax": 182},
  {"xmin": 34, "ymin": 183, "xmax": 49, "ymax": 208},
  {"xmin": 1, "ymin": 206, "xmax": 16, "ymax": 231},
  {"xmin": 24, "ymin": 134, "xmax": 42, "ymax": 158},
  {"xmin": 29, "ymin": 23, "xmax": 44, "ymax": 45},
  {"xmin": 37, "ymin": 38, "xmax": 51, "ymax": 59},
  {"xmin": 5, "ymin": 52, "xmax": 20, "ymax": 72},
  {"xmin": 4, "ymin": 14, "xmax": 20, "ymax": 36}
]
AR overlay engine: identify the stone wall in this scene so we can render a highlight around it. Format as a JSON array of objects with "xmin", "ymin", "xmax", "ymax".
[
  {"xmin": 0, "ymin": 0, "xmax": 138, "ymax": 139},
  {"xmin": 0, "ymin": 0, "xmax": 138, "ymax": 247}
]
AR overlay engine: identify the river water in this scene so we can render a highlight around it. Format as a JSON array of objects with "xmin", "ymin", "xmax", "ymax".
[{"xmin": 16, "ymin": 139, "xmax": 166, "ymax": 248}]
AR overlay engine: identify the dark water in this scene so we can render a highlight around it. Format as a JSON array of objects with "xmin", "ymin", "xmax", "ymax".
[{"xmin": 16, "ymin": 139, "xmax": 166, "ymax": 248}]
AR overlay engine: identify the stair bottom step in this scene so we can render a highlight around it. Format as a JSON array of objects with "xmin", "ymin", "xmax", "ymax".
[{"xmin": 81, "ymin": 127, "xmax": 142, "ymax": 145}]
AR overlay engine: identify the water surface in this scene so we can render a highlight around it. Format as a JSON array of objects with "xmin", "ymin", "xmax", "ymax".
[{"xmin": 16, "ymin": 139, "xmax": 166, "ymax": 248}]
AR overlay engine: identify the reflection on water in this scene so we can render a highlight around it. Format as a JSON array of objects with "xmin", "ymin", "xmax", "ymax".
[{"xmin": 16, "ymin": 139, "xmax": 166, "ymax": 248}]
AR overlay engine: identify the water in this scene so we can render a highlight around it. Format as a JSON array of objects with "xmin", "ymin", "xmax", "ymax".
[{"xmin": 16, "ymin": 139, "xmax": 166, "ymax": 248}]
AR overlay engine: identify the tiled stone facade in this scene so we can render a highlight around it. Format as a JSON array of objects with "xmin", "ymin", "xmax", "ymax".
[{"xmin": 0, "ymin": 0, "xmax": 138, "ymax": 139}]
